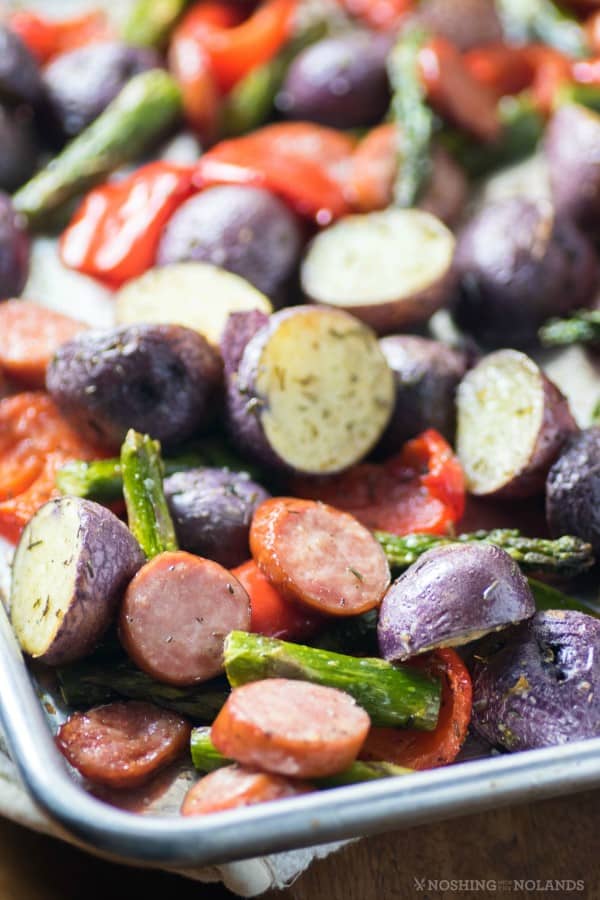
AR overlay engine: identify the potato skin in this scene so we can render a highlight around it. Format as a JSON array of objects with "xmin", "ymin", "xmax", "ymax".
[
  {"xmin": 0, "ymin": 104, "xmax": 37, "ymax": 192},
  {"xmin": 43, "ymin": 42, "xmax": 161, "ymax": 137},
  {"xmin": 377, "ymin": 335, "xmax": 467, "ymax": 453},
  {"xmin": 164, "ymin": 468, "xmax": 270, "ymax": 569},
  {"xmin": 156, "ymin": 186, "xmax": 303, "ymax": 301},
  {"xmin": 0, "ymin": 26, "xmax": 43, "ymax": 107},
  {"xmin": 546, "ymin": 428, "xmax": 600, "ymax": 553},
  {"xmin": 453, "ymin": 198, "xmax": 599, "ymax": 349},
  {"xmin": 11, "ymin": 498, "xmax": 144, "ymax": 666},
  {"xmin": 46, "ymin": 324, "xmax": 222, "ymax": 451},
  {"xmin": 0, "ymin": 192, "xmax": 29, "ymax": 299},
  {"xmin": 471, "ymin": 611, "xmax": 600, "ymax": 751},
  {"xmin": 545, "ymin": 104, "xmax": 600, "ymax": 235},
  {"xmin": 378, "ymin": 543, "xmax": 535, "ymax": 662},
  {"xmin": 277, "ymin": 32, "xmax": 391, "ymax": 130}
]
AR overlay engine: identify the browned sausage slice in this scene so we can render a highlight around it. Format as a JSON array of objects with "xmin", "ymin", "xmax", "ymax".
[
  {"xmin": 181, "ymin": 764, "xmax": 312, "ymax": 816},
  {"xmin": 56, "ymin": 701, "xmax": 191, "ymax": 789},
  {"xmin": 250, "ymin": 498, "xmax": 390, "ymax": 616},
  {"xmin": 119, "ymin": 551, "xmax": 251, "ymax": 686},
  {"xmin": 211, "ymin": 678, "xmax": 371, "ymax": 778}
]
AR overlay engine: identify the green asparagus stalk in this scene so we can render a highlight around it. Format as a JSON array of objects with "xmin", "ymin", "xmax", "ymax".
[
  {"xmin": 120, "ymin": 0, "xmax": 188, "ymax": 47},
  {"xmin": 190, "ymin": 727, "xmax": 413, "ymax": 784},
  {"xmin": 224, "ymin": 631, "xmax": 441, "ymax": 731},
  {"xmin": 221, "ymin": 21, "xmax": 329, "ymax": 137},
  {"xmin": 376, "ymin": 529, "xmax": 595, "ymax": 579},
  {"xmin": 120, "ymin": 430, "xmax": 178, "ymax": 558},
  {"xmin": 497, "ymin": 0, "xmax": 589, "ymax": 58},
  {"xmin": 312, "ymin": 609, "xmax": 379, "ymax": 657},
  {"xmin": 539, "ymin": 310, "xmax": 600, "ymax": 348},
  {"xmin": 528, "ymin": 578, "xmax": 600, "ymax": 619},
  {"xmin": 387, "ymin": 27, "xmax": 433, "ymax": 207},
  {"xmin": 57, "ymin": 661, "xmax": 229, "ymax": 721},
  {"xmin": 13, "ymin": 70, "xmax": 182, "ymax": 228}
]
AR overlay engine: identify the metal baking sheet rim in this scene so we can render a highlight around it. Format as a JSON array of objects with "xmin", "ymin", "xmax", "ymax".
[{"xmin": 0, "ymin": 600, "xmax": 598, "ymax": 869}]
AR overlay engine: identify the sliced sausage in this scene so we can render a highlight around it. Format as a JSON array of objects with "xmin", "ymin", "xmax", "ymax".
[
  {"xmin": 119, "ymin": 551, "xmax": 251, "ymax": 686},
  {"xmin": 181, "ymin": 764, "xmax": 312, "ymax": 816},
  {"xmin": 250, "ymin": 498, "xmax": 390, "ymax": 617},
  {"xmin": 211, "ymin": 678, "xmax": 371, "ymax": 778},
  {"xmin": 56, "ymin": 701, "xmax": 191, "ymax": 789}
]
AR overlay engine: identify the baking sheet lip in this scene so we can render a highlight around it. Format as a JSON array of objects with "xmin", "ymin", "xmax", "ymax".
[{"xmin": 1, "ymin": 601, "xmax": 600, "ymax": 869}]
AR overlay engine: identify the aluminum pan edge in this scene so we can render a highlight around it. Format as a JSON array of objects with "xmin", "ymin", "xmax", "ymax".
[{"xmin": 1, "ymin": 603, "xmax": 600, "ymax": 868}]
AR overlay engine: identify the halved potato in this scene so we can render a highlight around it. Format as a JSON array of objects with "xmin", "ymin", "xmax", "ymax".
[
  {"xmin": 456, "ymin": 349, "xmax": 577, "ymax": 499},
  {"xmin": 300, "ymin": 209, "xmax": 455, "ymax": 334},
  {"xmin": 115, "ymin": 262, "xmax": 273, "ymax": 345}
]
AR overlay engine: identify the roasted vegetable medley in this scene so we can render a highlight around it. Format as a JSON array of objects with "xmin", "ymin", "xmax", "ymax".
[{"xmin": 2, "ymin": 0, "xmax": 600, "ymax": 819}]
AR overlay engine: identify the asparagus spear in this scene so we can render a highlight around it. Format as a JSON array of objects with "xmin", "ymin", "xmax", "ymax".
[
  {"xmin": 13, "ymin": 70, "xmax": 182, "ymax": 228},
  {"xmin": 120, "ymin": 0, "xmax": 188, "ymax": 47},
  {"xmin": 57, "ymin": 661, "xmax": 229, "ymax": 721},
  {"xmin": 221, "ymin": 21, "xmax": 328, "ymax": 137},
  {"xmin": 387, "ymin": 27, "xmax": 433, "ymax": 208},
  {"xmin": 224, "ymin": 631, "xmax": 441, "ymax": 731},
  {"xmin": 376, "ymin": 529, "xmax": 595, "ymax": 579},
  {"xmin": 539, "ymin": 310, "xmax": 600, "ymax": 348},
  {"xmin": 120, "ymin": 430, "xmax": 178, "ymax": 558},
  {"xmin": 190, "ymin": 727, "xmax": 412, "ymax": 784},
  {"xmin": 497, "ymin": 0, "xmax": 589, "ymax": 58}
]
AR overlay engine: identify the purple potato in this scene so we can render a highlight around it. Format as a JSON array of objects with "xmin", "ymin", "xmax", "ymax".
[
  {"xmin": 156, "ymin": 186, "xmax": 303, "ymax": 301},
  {"xmin": 545, "ymin": 103, "xmax": 600, "ymax": 235},
  {"xmin": 453, "ymin": 197, "xmax": 599, "ymax": 349},
  {"xmin": 0, "ymin": 26, "xmax": 43, "ymax": 107},
  {"xmin": 377, "ymin": 335, "xmax": 468, "ymax": 453},
  {"xmin": 46, "ymin": 324, "xmax": 222, "ymax": 452},
  {"xmin": 220, "ymin": 309, "xmax": 270, "ymax": 378},
  {"xmin": 43, "ymin": 41, "xmax": 161, "ymax": 137},
  {"xmin": 0, "ymin": 193, "xmax": 29, "ymax": 299},
  {"xmin": 164, "ymin": 468, "xmax": 270, "ymax": 568},
  {"xmin": 419, "ymin": 147, "xmax": 469, "ymax": 228},
  {"xmin": 0, "ymin": 104, "xmax": 37, "ymax": 191},
  {"xmin": 471, "ymin": 610, "xmax": 600, "ymax": 751},
  {"xmin": 378, "ymin": 543, "xmax": 535, "ymax": 662},
  {"xmin": 546, "ymin": 428, "xmax": 600, "ymax": 554},
  {"xmin": 410, "ymin": 0, "xmax": 503, "ymax": 51},
  {"xmin": 276, "ymin": 32, "xmax": 391, "ymax": 130},
  {"xmin": 10, "ymin": 497, "xmax": 144, "ymax": 666}
]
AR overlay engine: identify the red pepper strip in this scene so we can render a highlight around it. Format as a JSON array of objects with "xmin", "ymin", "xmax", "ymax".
[
  {"xmin": 525, "ymin": 45, "xmax": 572, "ymax": 114},
  {"xmin": 336, "ymin": 0, "xmax": 414, "ymax": 30},
  {"xmin": 168, "ymin": 33, "xmax": 221, "ymax": 141},
  {"xmin": 173, "ymin": 0, "xmax": 297, "ymax": 94},
  {"xmin": 60, "ymin": 162, "xmax": 194, "ymax": 287},
  {"xmin": 419, "ymin": 36, "xmax": 502, "ymax": 142},
  {"xmin": 233, "ymin": 560, "xmax": 324, "ymax": 641},
  {"xmin": 360, "ymin": 648, "xmax": 473, "ymax": 770},
  {"xmin": 463, "ymin": 44, "xmax": 536, "ymax": 100},
  {"xmin": 586, "ymin": 11, "xmax": 600, "ymax": 55},
  {"xmin": 193, "ymin": 122, "xmax": 355, "ymax": 224},
  {"xmin": 292, "ymin": 430, "xmax": 465, "ymax": 536},
  {"xmin": 8, "ymin": 10, "xmax": 112, "ymax": 65}
]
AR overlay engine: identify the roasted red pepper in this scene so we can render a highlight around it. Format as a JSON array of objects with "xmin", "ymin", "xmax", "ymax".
[
  {"xmin": 194, "ymin": 122, "xmax": 355, "ymax": 224},
  {"xmin": 292, "ymin": 429, "xmax": 466, "ymax": 536},
  {"xmin": 336, "ymin": 0, "xmax": 414, "ymax": 31},
  {"xmin": 233, "ymin": 560, "xmax": 324, "ymax": 642},
  {"xmin": 9, "ymin": 9, "xmax": 112, "ymax": 64},
  {"xmin": 60, "ymin": 162, "xmax": 194, "ymax": 287},
  {"xmin": 172, "ymin": 0, "xmax": 296, "ymax": 94}
]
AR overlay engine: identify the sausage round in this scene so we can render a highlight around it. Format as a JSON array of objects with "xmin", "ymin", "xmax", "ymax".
[
  {"xmin": 211, "ymin": 678, "xmax": 371, "ymax": 778},
  {"xmin": 181, "ymin": 764, "xmax": 312, "ymax": 816},
  {"xmin": 56, "ymin": 701, "xmax": 191, "ymax": 789},
  {"xmin": 250, "ymin": 498, "xmax": 390, "ymax": 617},
  {"xmin": 119, "ymin": 551, "xmax": 251, "ymax": 686}
]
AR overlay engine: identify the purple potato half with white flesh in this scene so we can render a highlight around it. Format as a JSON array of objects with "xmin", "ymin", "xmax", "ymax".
[
  {"xmin": 224, "ymin": 305, "xmax": 395, "ymax": 474},
  {"xmin": 378, "ymin": 543, "xmax": 535, "ymax": 662},
  {"xmin": 456, "ymin": 349, "xmax": 578, "ymax": 499},
  {"xmin": 10, "ymin": 497, "xmax": 144, "ymax": 666},
  {"xmin": 164, "ymin": 467, "xmax": 270, "ymax": 569},
  {"xmin": 471, "ymin": 610, "xmax": 600, "ymax": 751},
  {"xmin": 546, "ymin": 428, "xmax": 600, "ymax": 554}
]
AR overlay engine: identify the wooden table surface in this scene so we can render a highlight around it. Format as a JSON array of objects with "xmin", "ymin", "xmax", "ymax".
[{"xmin": 0, "ymin": 789, "xmax": 598, "ymax": 900}]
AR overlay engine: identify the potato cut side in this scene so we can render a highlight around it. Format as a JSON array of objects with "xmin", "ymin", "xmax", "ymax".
[
  {"xmin": 301, "ymin": 209, "xmax": 455, "ymax": 310},
  {"xmin": 250, "ymin": 308, "xmax": 394, "ymax": 474},
  {"xmin": 10, "ymin": 499, "xmax": 82, "ymax": 658},
  {"xmin": 456, "ymin": 350, "xmax": 545, "ymax": 496},
  {"xmin": 116, "ymin": 262, "xmax": 273, "ymax": 345}
]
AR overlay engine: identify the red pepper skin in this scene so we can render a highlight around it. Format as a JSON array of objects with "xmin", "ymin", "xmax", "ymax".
[
  {"xmin": 336, "ymin": 0, "xmax": 414, "ymax": 30},
  {"xmin": 8, "ymin": 10, "xmax": 112, "ymax": 65},
  {"xmin": 60, "ymin": 162, "xmax": 194, "ymax": 287},
  {"xmin": 172, "ymin": 0, "xmax": 296, "ymax": 94}
]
